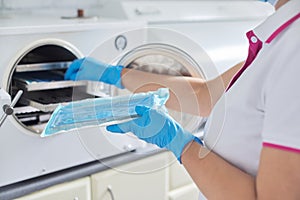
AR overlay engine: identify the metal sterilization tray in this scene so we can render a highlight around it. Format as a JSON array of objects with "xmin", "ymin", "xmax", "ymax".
[
  {"xmin": 13, "ymin": 71, "xmax": 87, "ymax": 91},
  {"xmin": 16, "ymin": 62, "xmax": 72, "ymax": 72},
  {"xmin": 19, "ymin": 88, "xmax": 92, "ymax": 112}
]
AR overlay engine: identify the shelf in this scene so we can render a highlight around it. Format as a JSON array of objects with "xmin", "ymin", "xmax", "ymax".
[
  {"xmin": 13, "ymin": 71, "xmax": 87, "ymax": 91},
  {"xmin": 16, "ymin": 62, "xmax": 72, "ymax": 72},
  {"xmin": 19, "ymin": 88, "xmax": 92, "ymax": 112}
]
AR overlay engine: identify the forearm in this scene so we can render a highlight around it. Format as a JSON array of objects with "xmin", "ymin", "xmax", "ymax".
[
  {"xmin": 121, "ymin": 68, "xmax": 211, "ymax": 116},
  {"xmin": 120, "ymin": 62, "xmax": 244, "ymax": 116},
  {"xmin": 182, "ymin": 141, "xmax": 256, "ymax": 199}
]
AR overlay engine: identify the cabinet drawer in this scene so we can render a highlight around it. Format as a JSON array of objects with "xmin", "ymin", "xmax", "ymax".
[
  {"xmin": 91, "ymin": 152, "xmax": 168, "ymax": 200},
  {"xmin": 15, "ymin": 177, "xmax": 91, "ymax": 200}
]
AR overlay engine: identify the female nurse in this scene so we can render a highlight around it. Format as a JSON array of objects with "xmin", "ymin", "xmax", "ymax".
[{"xmin": 65, "ymin": 0, "xmax": 300, "ymax": 198}]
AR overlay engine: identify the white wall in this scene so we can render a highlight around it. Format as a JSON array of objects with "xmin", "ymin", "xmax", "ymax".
[
  {"xmin": 0, "ymin": 0, "xmax": 258, "ymax": 20},
  {"xmin": 0, "ymin": 0, "xmax": 107, "ymax": 18},
  {"xmin": 1, "ymin": 0, "xmax": 100, "ymax": 10},
  {"xmin": 0, "ymin": 0, "xmax": 256, "ymax": 11}
]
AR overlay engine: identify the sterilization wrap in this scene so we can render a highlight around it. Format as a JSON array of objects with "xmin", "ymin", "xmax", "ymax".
[{"xmin": 41, "ymin": 88, "xmax": 169, "ymax": 137}]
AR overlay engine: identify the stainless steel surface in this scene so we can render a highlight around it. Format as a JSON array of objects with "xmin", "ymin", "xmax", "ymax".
[
  {"xmin": 9, "ymin": 90, "xmax": 23, "ymax": 109},
  {"xmin": 118, "ymin": 43, "xmax": 201, "ymax": 77},
  {"xmin": 0, "ymin": 110, "xmax": 9, "ymax": 127},
  {"xmin": 15, "ymin": 80, "xmax": 87, "ymax": 91},
  {"xmin": 3, "ymin": 105, "xmax": 14, "ymax": 115},
  {"xmin": 20, "ymin": 98, "xmax": 61, "ymax": 113},
  {"xmin": 16, "ymin": 62, "xmax": 72, "ymax": 72},
  {"xmin": 7, "ymin": 43, "xmax": 81, "ymax": 134},
  {"xmin": 19, "ymin": 88, "xmax": 91, "ymax": 112},
  {"xmin": 13, "ymin": 106, "xmax": 40, "ymax": 115},
  {"xmin": 116, "ymin": 43, "xmax": 206, "ymax": 133},
  {"xmin": 14, "ymin": 71, "xmax": 87, "ymax": 91},
  {"xmin": 0, "ymin": 90, "xmax": 23, "ymax": 127},
  {"xmin": 13, "ymin": 70, "xmax": 87, "ymax": 91}
]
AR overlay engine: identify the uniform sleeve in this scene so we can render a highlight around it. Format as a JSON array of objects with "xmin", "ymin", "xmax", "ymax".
[{"xmin": 262, "ymin": 48, "xmax": 300, "ymax": 153}]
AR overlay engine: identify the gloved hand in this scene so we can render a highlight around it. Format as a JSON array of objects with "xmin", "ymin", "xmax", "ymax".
[
  {"xmin": 107, "ymin": 106, "xmax": 202, "ymax": 163},
  {"xmin": 64, "ymin": 57, "xmax": 124, "ymax": 89}
]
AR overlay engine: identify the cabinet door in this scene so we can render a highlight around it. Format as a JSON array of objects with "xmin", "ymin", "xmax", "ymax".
[
  {"xmin": 91, "ymin": 152, "xmax": 168, "ymax": 200},
  {"xmin": 15, "ymin": 177, "xmax": 91, "ymax": 200},
  {"xmin": 168, "ymin": 153, "xmax": 195, "ymax": 190},
  {"xmin": 168, "ymin": 184, "xmax": 199, "ymax": 200}
]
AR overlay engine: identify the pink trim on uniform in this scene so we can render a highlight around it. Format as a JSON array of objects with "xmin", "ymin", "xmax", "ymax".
[
  {"xmin": 227, "ymin": 12, "xmax": 300, "ymax": 154},
  {"xmin": 263, "ymin": 142, "xmax": 300, "ymax": 154},
  {"xmin": 226, "ymin": 12, "xmax": 300, "ymax": 91},
  {"xmin": 226, "ymin": 30, "xmax": 263, "ymax": 91},
  {"xmin": 266, "ymin": 12, "xmax": 300, "ymax": 44}
]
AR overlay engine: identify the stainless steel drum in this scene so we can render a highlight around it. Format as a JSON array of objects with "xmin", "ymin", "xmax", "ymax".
[
  {"xmin": 113, "ymin": 43, "xmax": 207, "ymax": 134},
  {"xmin": 7, "ymin": 43, "xmax": 86, "ymax": 134}
]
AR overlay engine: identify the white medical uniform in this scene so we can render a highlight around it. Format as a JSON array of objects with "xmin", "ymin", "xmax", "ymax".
[{"xmin": 203, "ymin": 0, "xmax": 300, "ymax": 177}]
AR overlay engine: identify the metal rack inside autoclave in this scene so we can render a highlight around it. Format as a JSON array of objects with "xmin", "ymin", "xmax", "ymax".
[{"xmin": 8, "ymin": 44, "xmax": 92, "ymax": 134}]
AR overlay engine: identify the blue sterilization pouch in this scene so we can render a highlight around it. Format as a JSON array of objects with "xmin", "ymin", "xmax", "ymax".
[{"xmin": 41, "ymin": 88, "xmax": 169, "ymax": 137}]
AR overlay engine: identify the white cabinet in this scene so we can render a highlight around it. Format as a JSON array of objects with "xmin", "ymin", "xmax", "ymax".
[
  {"xmin": 91, "ymin": 152, "xmax": 169, "ymax": 200},
  {"xmin": 168, "ymin": 184, "xmax": 199, "ymax": 200},
  {"xmin": 167, "ymin": 153, "xmax": 200, "ymax": 200},
  {"xmin": 14, "ymin": 152, "xmax": 200, "ymax": 200},
  {"xmin": 15, "ymin": 177, "xmax": 91, "ymax": 200}
]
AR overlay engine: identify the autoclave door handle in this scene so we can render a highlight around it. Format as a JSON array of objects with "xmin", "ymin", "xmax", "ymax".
[{"xmin": 0, "ymin": 90, "xmax": 23, "ymax": 127}]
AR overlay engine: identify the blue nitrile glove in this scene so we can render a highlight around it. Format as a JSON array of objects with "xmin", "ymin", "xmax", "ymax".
[
  {"xmin": 259, "ymin": 0, "xmax": 278, "ymax": 6},
  {"xmin": 107, "ymin": 106, "xmax": 203, "ymax": 163},
  {"xmin": 64, "ymin": 57, "xmax": 124, "ymax": 89}
]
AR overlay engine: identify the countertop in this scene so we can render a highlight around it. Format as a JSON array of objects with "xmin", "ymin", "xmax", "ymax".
[
  {"xmin": 0, "ymin": 15, "xmax": 145, "ymax": 35},
  {"xmin": 0, "ymin": 146, "xmax": 165, "ymax": 200}
]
